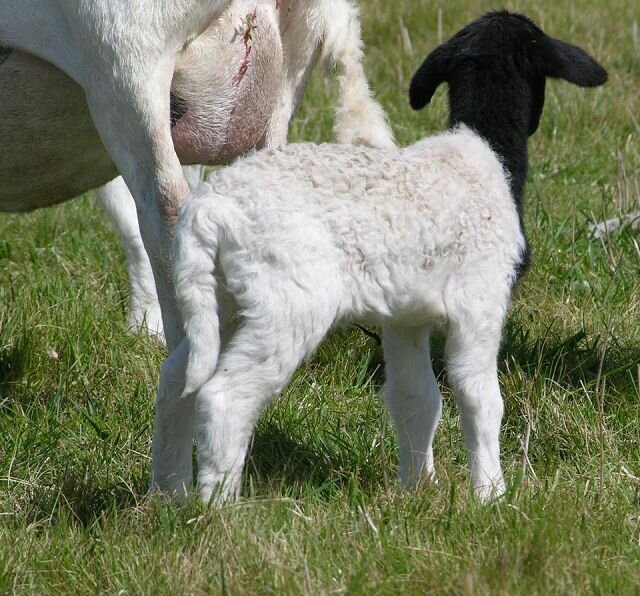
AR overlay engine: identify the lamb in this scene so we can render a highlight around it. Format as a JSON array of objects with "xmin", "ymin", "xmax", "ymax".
[
  {"xmin": 0, "ymin": 0, "xmax": 393, "ymax": 340},
  {"xmin": 158, "ymin": 11, "xmax": 607, "ymax": 502}
]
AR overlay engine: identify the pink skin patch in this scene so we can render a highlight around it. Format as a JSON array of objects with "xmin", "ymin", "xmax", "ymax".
[{"xmin": 170, "ymin": 8, "xmax": 279, "ymax": 166}]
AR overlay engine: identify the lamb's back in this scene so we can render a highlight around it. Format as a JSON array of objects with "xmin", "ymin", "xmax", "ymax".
[
  {"xmin": 207, "ymin": 127, "xmax": 521, "ymax": 261},
  {"xmin": 197, "ymin": 129, "xmax": 524, "ymax": 324}
]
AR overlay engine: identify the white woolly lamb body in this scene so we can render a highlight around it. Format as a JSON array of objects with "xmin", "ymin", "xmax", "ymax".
[
  {"xmin": 181, "ymin": 129, "xmax": 521, "ymax": 330},
  {"xmin": 164, "ymin": 125, "xmax": 526, "ymax": 502}
]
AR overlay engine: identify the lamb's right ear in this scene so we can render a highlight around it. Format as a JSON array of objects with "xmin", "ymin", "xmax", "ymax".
[
  {"xmin": 409, "ymin": 45, "xmax": 451, "ymax": 110},
  {"xmin": 539, "ymin": 37, "xmax": 608, "ymax": 87}
]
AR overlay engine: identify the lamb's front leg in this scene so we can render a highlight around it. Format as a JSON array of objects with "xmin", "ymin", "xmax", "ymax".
[{"xmin": 382, "ymin": 324, "xmax": 442, "ymax": 486}]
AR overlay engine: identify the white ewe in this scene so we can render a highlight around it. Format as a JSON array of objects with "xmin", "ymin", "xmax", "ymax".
[
  {"xmin": 1, "ymin": 0, "xmax": 233, "ymax": 349},
  {"xmin": 0, "ymin": 0, "xmax": 393, "ymax": 341},
  {"xmin": 160, "ymin": 11, "xmax": 606, "ymax": 502}
]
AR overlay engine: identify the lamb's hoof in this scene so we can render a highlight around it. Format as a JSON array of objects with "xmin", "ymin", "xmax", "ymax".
[{"xmin": 473, "ymin": 481, "xmax": 506, "ymax": 504}]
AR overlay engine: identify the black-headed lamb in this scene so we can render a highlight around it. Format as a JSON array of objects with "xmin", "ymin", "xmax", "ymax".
[{"xmin": 159, "ymin": 11, "xmax": 607, "ymax": 502}]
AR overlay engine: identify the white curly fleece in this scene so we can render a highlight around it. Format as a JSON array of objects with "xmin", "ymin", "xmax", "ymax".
[{"xmin": 178, "ymin": 128, "xmax": 523, "ymax": 328}]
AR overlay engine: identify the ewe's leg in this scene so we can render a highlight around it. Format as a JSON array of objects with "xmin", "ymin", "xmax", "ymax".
[
  {"xmin": 84, "ymin": 63, "xmax": 201, "ymax": 499},
  {"xmin": 151, "ymin": 339, "xmax": 196, "ymax": 497},
  {"xmin": 83, "ymin": 55, "xmax": 188, "ymax": 349},
  {"xmin": 96, "ymin": 167, "xmax": 203, "ymax": 340},
  {"xmin": 382, "ymin": 325, "xmax": 442, "ymax": 486},
  {"xmin": 445, "ymin": 318, "xmax": 506, "ymax": 501},
  {"xmin": 196, "ymin": 318, "xmax": 326, "ymax": 504},
  {"xmin": 96, "ymin": 178, "xmax": 164, "ymax": 339}
]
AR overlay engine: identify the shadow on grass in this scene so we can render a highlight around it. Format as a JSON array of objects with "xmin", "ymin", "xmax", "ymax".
[
  {"xmin": 0, "ymin": 332, "xmax": 28, "ymax": 396},
  {"xmin": 500, "ymin": 319, "xmax": 640, "ymax": 394},
  {"xmin": 16, "ymin": 426, "xmax": 366, "ymax": 526},
  {"xmin": 246, "ymin": 415, "xmax": 392, "ymax": 500},
  {"xmin": 352, "ymin": 321, "xmax": 640, "ymax": 397},
  {"xmin": 13, "ymin": 470, "xmax": 148, "ymax": 529},
  {"xmin": 246, "ymin": 421, "xmax": 350, "ymax": 497}
]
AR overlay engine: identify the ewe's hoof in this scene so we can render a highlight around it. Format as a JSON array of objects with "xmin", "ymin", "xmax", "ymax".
[{"xmin": 128, "ymin": 309, "xmax": 165, "ymax": 344}]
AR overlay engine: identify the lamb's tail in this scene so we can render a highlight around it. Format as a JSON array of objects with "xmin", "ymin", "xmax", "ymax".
[
  {"xmin": 319, "ymin": 0, "xmax": 395, "ymax": 149},
  {"xmin": 172, "ymin": 186, "xmax": 229, "ymax": 396}
]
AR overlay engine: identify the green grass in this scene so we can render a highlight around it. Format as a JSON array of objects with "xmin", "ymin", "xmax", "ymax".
[{"xmin": 1, "ymin": 0, "xmax": 640, "ymax": 592}]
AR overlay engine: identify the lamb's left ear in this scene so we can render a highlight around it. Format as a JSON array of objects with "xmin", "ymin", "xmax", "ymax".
[
  {"xmin": 409, "ymin": 45, "xmax": 452, "ymax": 110},
  {"xmin": 538, "ymin": 37, "xmax": 608, "ymax": 87}
]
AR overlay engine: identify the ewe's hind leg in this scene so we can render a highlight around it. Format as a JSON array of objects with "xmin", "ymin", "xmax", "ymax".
[
  {"xmin": 445, "ymin": 316, "xmax": 506, "ymax": 501},
  {"xmin": 196, "ymin": 318, "xmax": 326, "ymax": 504},
  {"xmin": 96, "ymin": 178, "xmax": 164, "ymax": 339},
  {"xmin": 97, "ymin": 167, "xmax": 203, "ymax": 340},
  {"xmin": 382, "ymin": 325, "xmax": 442, "ymax": 486}
]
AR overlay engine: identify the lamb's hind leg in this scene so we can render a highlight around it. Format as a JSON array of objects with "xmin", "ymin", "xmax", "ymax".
[
  {"xmin": 195, "ymin": 316, "xmax": 328, "ymax": 504},
  {"xmin": 382, "ymin": 324, "xmax": 442, "ymax": 486},
  {"xmin": 445, "ymin": 314, "xmax": 506, "ymax": 502},
  {"xmin": 151, "ymin": 338, "xmax": 196, "ymax": 498}
]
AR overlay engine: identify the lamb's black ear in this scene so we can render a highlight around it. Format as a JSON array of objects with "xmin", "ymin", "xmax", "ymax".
[
  {"xmin": 539, "ymin": 37, "xmax": 608, "ymax": 87},
  {"xmin": 409, "ymin": 45, "xmax": 451, "ymax": 110}
]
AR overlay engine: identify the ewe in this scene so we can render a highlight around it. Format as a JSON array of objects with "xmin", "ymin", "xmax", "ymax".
[
  {"xmin": 161, "ymin": 11, "xmax": 607, "ymax": 502},
  {"xmin": 0, "ymin": 0, "xmax": 392, "ymax": 340},
  {"xmin": 1, "ymin": 0, "xmax": 235, "ymax": 348}
]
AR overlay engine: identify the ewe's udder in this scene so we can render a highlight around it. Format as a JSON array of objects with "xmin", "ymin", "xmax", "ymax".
[
  {"xmin": 171, "ymin": 90, "xmax": 274, "ymax": 166},
  {"xmin": 170, "ymin": 4, "xmax": 283, "ymax": 166}
]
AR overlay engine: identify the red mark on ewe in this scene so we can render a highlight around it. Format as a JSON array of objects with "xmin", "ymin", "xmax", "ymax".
[{"xmin": 233, "ymin": 10, "xmax": 258, "ymax": 87}]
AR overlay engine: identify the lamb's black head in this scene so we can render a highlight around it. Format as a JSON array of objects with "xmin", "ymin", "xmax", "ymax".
[{"xmin": 409, "ymin": 11, "xmax": 607, "ymax": 136}]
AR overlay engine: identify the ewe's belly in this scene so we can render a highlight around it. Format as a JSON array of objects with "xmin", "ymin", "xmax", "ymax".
[
  {"xmin": 0, "ymin": 47, "xmax": 276, "ymax": 210},
  {"xmin": 170, "ymin": 1, "xmax": 283, "ymax": 165},
  {"xmin": 170, "ymin": 86, "xmax": 277, "ymax": 166},
  {"xmin": 0, "ymin": 49, "xmax": 117, "ymax": 211}
]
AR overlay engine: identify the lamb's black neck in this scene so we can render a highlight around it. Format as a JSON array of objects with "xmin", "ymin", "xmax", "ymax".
[
  {"xmin": 461, "ymin": 120, "xmax": 528, "ymax": 206},
  {"xmin": 448, "ymin": 82, "xmax": 531, "ymax": 208},
  {"xmin": 448, "ymin": 79, "xmax": 533, "ymax": 278}
]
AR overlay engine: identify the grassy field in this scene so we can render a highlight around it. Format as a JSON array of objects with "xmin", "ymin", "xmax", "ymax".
[{"xmin": 1, "ymin": 0, "xmax": 639, "ymax": 592}]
